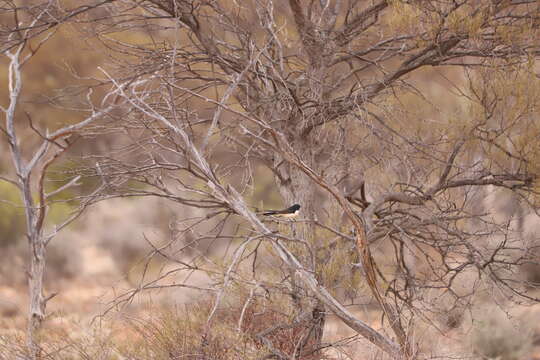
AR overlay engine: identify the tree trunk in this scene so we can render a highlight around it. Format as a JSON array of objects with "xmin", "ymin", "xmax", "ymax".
[
  {"xmin": 26, "ymin": 238, "xmax": 46, "ymax": 359},
  {"xmin": 275, "ymin": 138, "xmax": 328, "ymax": 357}
]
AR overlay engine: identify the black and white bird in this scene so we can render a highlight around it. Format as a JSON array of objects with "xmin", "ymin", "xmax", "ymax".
[{"xmin": 261, "ymin": 204, "xmax": 301, "ymax": 218}]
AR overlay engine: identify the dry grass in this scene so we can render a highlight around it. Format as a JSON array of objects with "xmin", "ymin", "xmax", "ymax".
[{"xmin": 0, "ymin": 294, "xmax": 332, "ymax": 360}]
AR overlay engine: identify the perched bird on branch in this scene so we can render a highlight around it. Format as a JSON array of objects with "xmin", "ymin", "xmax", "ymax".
[{"xmin": 261, "ymin": 204, "xmax": 301, "ymax": 218}]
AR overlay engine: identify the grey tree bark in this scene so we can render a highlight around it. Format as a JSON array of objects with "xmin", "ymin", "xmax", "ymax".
[{"xmin": 2, "ymin": 8, "xmax": 122, "ymax": 354}]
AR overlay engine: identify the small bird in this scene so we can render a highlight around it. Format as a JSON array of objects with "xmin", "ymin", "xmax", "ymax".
[{"xmin": 261, "ymin": 204, "xmax": 301, "ymax": 218}]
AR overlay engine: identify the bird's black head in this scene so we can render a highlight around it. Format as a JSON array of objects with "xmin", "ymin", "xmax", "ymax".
[{"xmin": 290, "ymin": 204, "xmax": 301, "ymax": 211}]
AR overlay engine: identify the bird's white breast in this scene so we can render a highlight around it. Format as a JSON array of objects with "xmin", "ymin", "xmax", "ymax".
[{"xmin": 281, "ymin": 210, "xmax": 299, "ymax": 218}]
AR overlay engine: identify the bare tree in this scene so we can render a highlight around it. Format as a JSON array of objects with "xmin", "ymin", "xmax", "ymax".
[
  {"xmin": 83, "ymin": 0, "xmax": 540, "ymax": 358},
  {"xmin": 1, "ymin": 1, "xmax": 123, "ymax": 357}
]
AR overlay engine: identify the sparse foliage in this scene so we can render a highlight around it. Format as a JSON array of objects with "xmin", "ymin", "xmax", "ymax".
[{"xmin": 2, "ymin": 0, "xmax": 540, "ymax": 359}]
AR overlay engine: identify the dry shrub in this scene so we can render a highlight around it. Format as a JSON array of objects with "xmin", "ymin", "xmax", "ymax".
[
  {"xmin": 471, "ymin": 306, "xmax": 533, "ymax": 360},
  {"xmin": 240, "ymin": 302, "xmax": 326, "ymax": 359},
  {"xmin": 1, "ymin": 320, "xmax": 121, "ymax": 360},
  {"xmin": 0, "ymin": 332, "xmax": 28, "ymax": 360},
  {"xmin": 122, "ymin": 296, "xmax": 328, "ymax": 360},
  {"xmin": 122, "ymin": 302, "xmax": 257, "ymax": 359}
]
